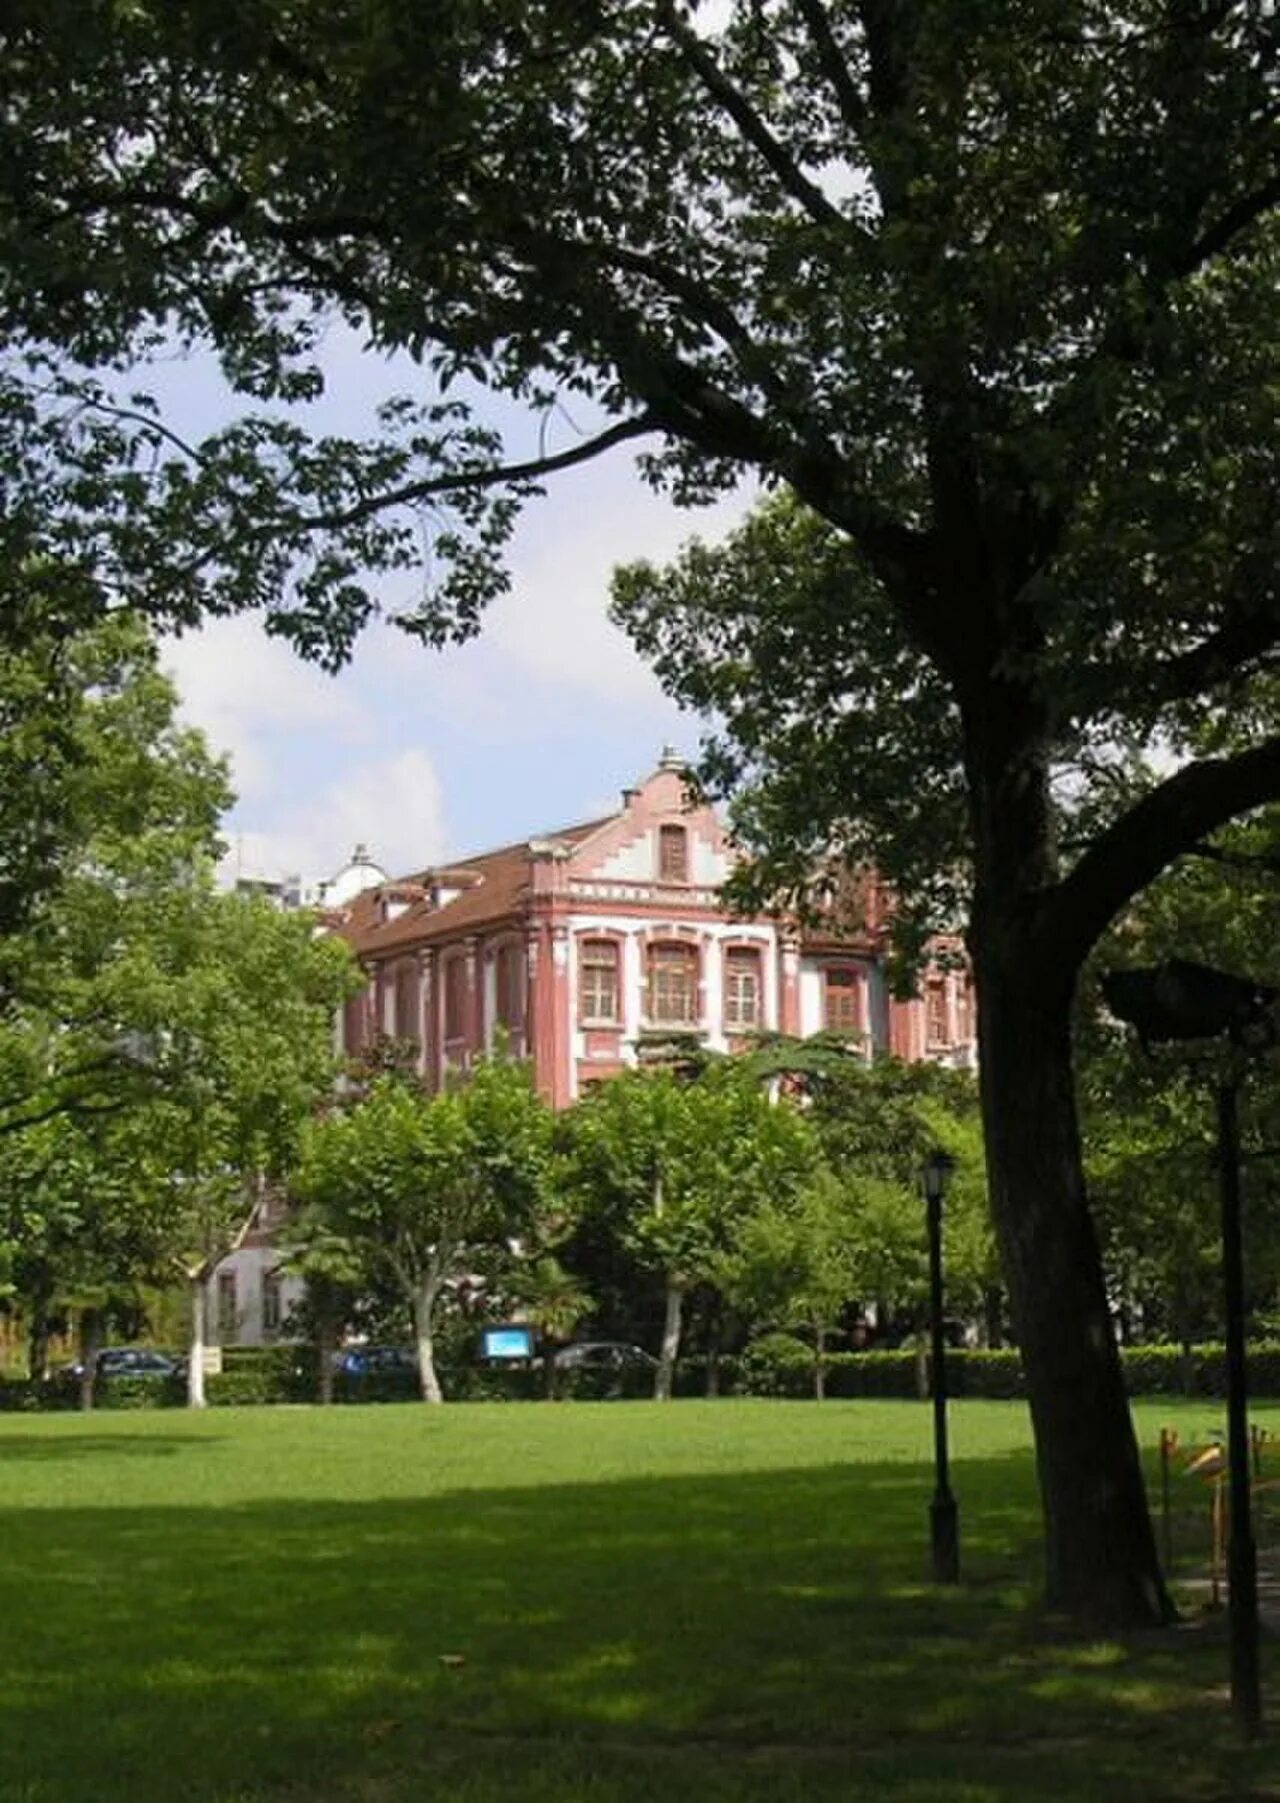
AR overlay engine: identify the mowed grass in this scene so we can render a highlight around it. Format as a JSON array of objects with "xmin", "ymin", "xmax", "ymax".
[{"xmin": 0, "ymin": 1398, "xmax": 1277, "ymax": 1803}]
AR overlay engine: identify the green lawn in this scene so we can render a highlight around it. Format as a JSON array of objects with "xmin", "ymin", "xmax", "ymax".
[{"xmin": 0, "ymin": 1398, "xmax": 1276, "ymax": 1803}]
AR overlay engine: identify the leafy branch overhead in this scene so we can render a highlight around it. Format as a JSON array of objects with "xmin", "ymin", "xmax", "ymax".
[{"xmin": 2, "ymin": 2, "xmax": 1275, "ymax": 688}]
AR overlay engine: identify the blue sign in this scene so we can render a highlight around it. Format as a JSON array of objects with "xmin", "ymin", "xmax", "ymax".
[{"xmin": 483, "ymin": 1326, "xmax": 534, "ymax": 1361}]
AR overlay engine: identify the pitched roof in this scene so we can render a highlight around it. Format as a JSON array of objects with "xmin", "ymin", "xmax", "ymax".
[{"xmin": 331, "ymin": 816, "xmax": 612, "ymax": 960}]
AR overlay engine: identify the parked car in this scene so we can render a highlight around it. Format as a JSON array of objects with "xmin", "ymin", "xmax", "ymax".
[
  {"xmin": 551, "ymin": 1342, "xmax": 658, "ymax": 1372},
  {"xmin": 61, "ymin": 1347, "xmax": 182, "ymax": 1382},
  {"xmin": 332, "ymin": 1345, "xmax": 418, "ymax": 1378}
]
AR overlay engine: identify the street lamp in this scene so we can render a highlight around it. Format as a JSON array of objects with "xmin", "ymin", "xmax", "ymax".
[
  {"xmin": 1101, "ymin": 959, "xmax": 1275, "ymax": 1741},
  {"xmin": 923, "ymin": 1147, "xmax": 959, "ymax": 1583}
]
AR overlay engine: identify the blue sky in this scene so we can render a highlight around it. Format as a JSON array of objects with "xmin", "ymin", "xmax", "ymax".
[{"xmin": 158, "ymin": 334, "xmax": 755, "ymax": 887}]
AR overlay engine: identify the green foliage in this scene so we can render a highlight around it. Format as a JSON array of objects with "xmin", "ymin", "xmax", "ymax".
[
  {"xmin": 297, "ymin": 1056, "xmax": 554, "ymax": 1399},
  {"xmin": 509, "ymin": 1255, "xmax": 593, "ymax": 1349},
  {"xmin": 614, "ymin": 499, "xmax": 967, "ymax": 953},
  {"xmin": 806, "ymin": 1057, "xmax": 997, "ymax": 1321},
  {"xmin": 562, "ymin": 1062, "xmax": 820, "ymax": 1294},
  {"xmin": 1079, "ymin": 806, "xmax": 1280, "ymax": 1340},
  {"xmin": 0, "ymin": 610, "xmax": 357, "ymax": 1381}
]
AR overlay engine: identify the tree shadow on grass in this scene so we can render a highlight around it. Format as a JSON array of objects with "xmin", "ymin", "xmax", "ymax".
[
  {"xmin": 0, "ymin": 1432, "xmax": 224, "ymax": 1461},
  {"xmin": 0, "ymin": 1451, "xmax": 1268, "ymax": 1803}
]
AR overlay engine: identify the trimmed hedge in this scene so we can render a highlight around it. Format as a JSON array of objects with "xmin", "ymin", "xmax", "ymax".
[
  {"xmin": 727, "ymin": 1340, "xmax": 1280, "ymax": 1401},
  {"xmin": 4, "ymin": 1339, "xmax": 1280, "ymax": 1409}
]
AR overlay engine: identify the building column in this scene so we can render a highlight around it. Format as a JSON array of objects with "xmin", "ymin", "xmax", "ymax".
[
  {"xmin": 528, "ymin": 926, "xmax": 554, "ymax": 1103},
  {"xmin": 779, "ymin": 936, "xmax": 801, "ymax": 1038},
  {"xmin": 417, "ymin": 949, "xmax": 437, "ymax": 1091},
  {"xmin": 466, "ymin": 936, "xmax": 483, "ymax": 1063},
  {"xmin": 550, "ymin": 923, "xmax": 572, "ymax": 1105}
]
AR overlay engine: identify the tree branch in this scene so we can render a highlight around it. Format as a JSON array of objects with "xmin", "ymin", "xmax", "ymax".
[
  {"xmin": 1139, "ymin": 606, "xmax": 1280, "ymax": 709},
  {"xmin": 0, "ymin": 1091, "xmax": 131, "ymax": 1140},
  {"xmin": 572, "ymin": 238, "xmax": 795, "ymax": 406},
  {"xmin": 295, "ymin": 412, "xmax": 660, "ymax": 531},
  {"xmin": 1173, "ymin": 166, "xmax": 1280, "ymax": 278},
  {"xmin": 1047, "ymin": 736, "xmax": 1280, "ymax": 971},
  {"xmin": 793, "ymin": 0, "xmax": 869, "ymax": 139},
  {"xmin": 660, "ymin": 5, "xmax": 848, "ymax": 232}
]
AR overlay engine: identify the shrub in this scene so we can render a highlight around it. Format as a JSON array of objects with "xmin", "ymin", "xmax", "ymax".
[
  {"xmin": 94, "ymin": 1374, "xmax": 186, "ymax": 1410},
  {"xmin": 332, "ymin": 1367, "xmax": 418, "ymax": 1405},
  {"xmin": 0, "ymin": 1377, "xmax": 64, "ymax": 1412},
  {"xmin": 738, "ymin": 1333, "xmax": 813, "ymax": 1398}
]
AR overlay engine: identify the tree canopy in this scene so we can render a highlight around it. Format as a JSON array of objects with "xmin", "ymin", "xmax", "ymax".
[
  {"xmin": 0, "ymin": 610, "xmax": 357, "ymax": 1392},
  {"xmin": 297, "ymin": 1058, "xmax": 554, "ymax": 1402},
  {"xmin": 2, "ymin": 3, "xmax": 1272, "ymax": 675},
  {"xmin": 559, "ymin": 1061, "xmax": 820, "ymax": 1395}
]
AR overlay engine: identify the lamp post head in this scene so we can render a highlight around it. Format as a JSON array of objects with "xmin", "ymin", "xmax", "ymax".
[
  {"xmin": 1100, "ymin": 960, "xmax": 1277, "ymax": 1048},
  {"xmin": 923, "ymin": 1149, "xmax": 956, "ymax": 1204}
]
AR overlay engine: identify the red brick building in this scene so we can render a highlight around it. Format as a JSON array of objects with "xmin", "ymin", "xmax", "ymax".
[{"xmin": 328, "ymin": 752, "xmax": 974, "ymax": 1103}]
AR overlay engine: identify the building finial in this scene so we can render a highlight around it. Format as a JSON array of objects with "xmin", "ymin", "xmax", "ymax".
[{"xmin": 658, "ymin": 744, "xmax": 685, "ymax": 772}]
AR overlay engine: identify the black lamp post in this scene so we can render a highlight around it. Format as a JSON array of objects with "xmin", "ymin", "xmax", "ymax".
[
  {"xmin": 1100, "ymin": 959, "xmax": 1274, "ymax": 1741},
  {"xmin": 923, "ymin": 1147, "xmax": 959, "ymax": 1583}
]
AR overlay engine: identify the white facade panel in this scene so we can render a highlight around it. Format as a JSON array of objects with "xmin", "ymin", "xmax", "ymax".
[
  {"xmin": 206, "ymin": 1245, "xmax": 305, "ymax": 1348},
  {"xmin": 692, "ymin": 839, "xmax": 731, "ymax": 887},
  {"xmin": 799, "ymin": 963, "xmax": 825, "ymax": 1037},
  {"xmin": 596, "ymin": 834, "xmax": 654, "ymax": 881}
]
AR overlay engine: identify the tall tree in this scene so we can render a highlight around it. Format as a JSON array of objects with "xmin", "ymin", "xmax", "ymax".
[
  {"xmin": 297, "ymin": 1059, "xmax": 554, "ymax": 1403},
  {"xmin": 717, "ymin": 1170, "xmax": 862, "ymax": 1399},
  {"xmin": 0, "ymin": 611, "xmax": 356, "ymax": 1396},
  {"xmin": 3, "ymin": 1, "xmax": 1278, "ymax": 1621},
  {"xmin": 0, "ymin": 607, "xmax": 231, "ymax": 1377},
  {"xmin": 561, "ymin": 1063, "xmax": 820, "ymax": 1398},
  {"xmin": 136, "ymin": 891, "xmax": 358, "ymax": 1405}
]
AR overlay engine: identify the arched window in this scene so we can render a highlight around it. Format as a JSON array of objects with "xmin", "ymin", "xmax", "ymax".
[
  {"xmin": 579, "ymin": 940, "xmax": 620, "ymax": 1023},
  {"xmin": 724, "ymin": 948, "xmax": 762, "ymax": 1030},
  {"xmin": 648, "ymin": 942, "xmax": 698, "ymax": 1025},
  {"xmin": 658, "ymin": 823, "xmax": 689, "ymax": 882}
]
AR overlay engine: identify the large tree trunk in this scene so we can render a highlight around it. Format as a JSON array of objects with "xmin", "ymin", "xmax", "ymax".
[
  {"xmin": 412, "ymin": 1281, "xmax": 444, "ymax": 1404},
  {"xmin": 975, "ymin": 923, "xmax": 1172, "ymax": 1627},
  {"xmin": 960, "ymin": 677, "xmax": 1172, "ymax": 1629},
  {"xmin": 187, "ymin": 1273, "xmax": 207, "ymax": 1408},
  {"xmin": 654, "ymin": 1280, "xmax": 684, "ymax": 1400}
]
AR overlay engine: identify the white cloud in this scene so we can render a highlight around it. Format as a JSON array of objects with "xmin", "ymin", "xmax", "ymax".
[
  {"xmin": 162, "ymin": 615, "xmax": 369, "ymax": 798},
  {"xmin": 487, "ymin": 447, "xmax": 756, "ymax": 707},
  {"xmin": 221, "ymin": 749, "xmax": 449, "ymax": 887}
]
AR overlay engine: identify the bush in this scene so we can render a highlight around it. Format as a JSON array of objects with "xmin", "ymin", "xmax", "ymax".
[
  {"xmin": 738, "ymin": 1333, "xmax": 814, "ymax": 1398},
  {"xmin": 0, "ymin": 1377, "xmax": 63, "ymax": 1412},
  {"xmin": 94, "ymin": 1374, "xmax": 187, "ymax": 1410},
  {"xmin": 443, "ymin": 1365, "xmax": 546, "ymax": 1402},
  {"xmin": 1117, "ymin": 1340, "xmax": 1280, "ymax": 1398},
  {"xmin": 332, "ymin": 1367, "xmax": 418, "ymax": 1405}
]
